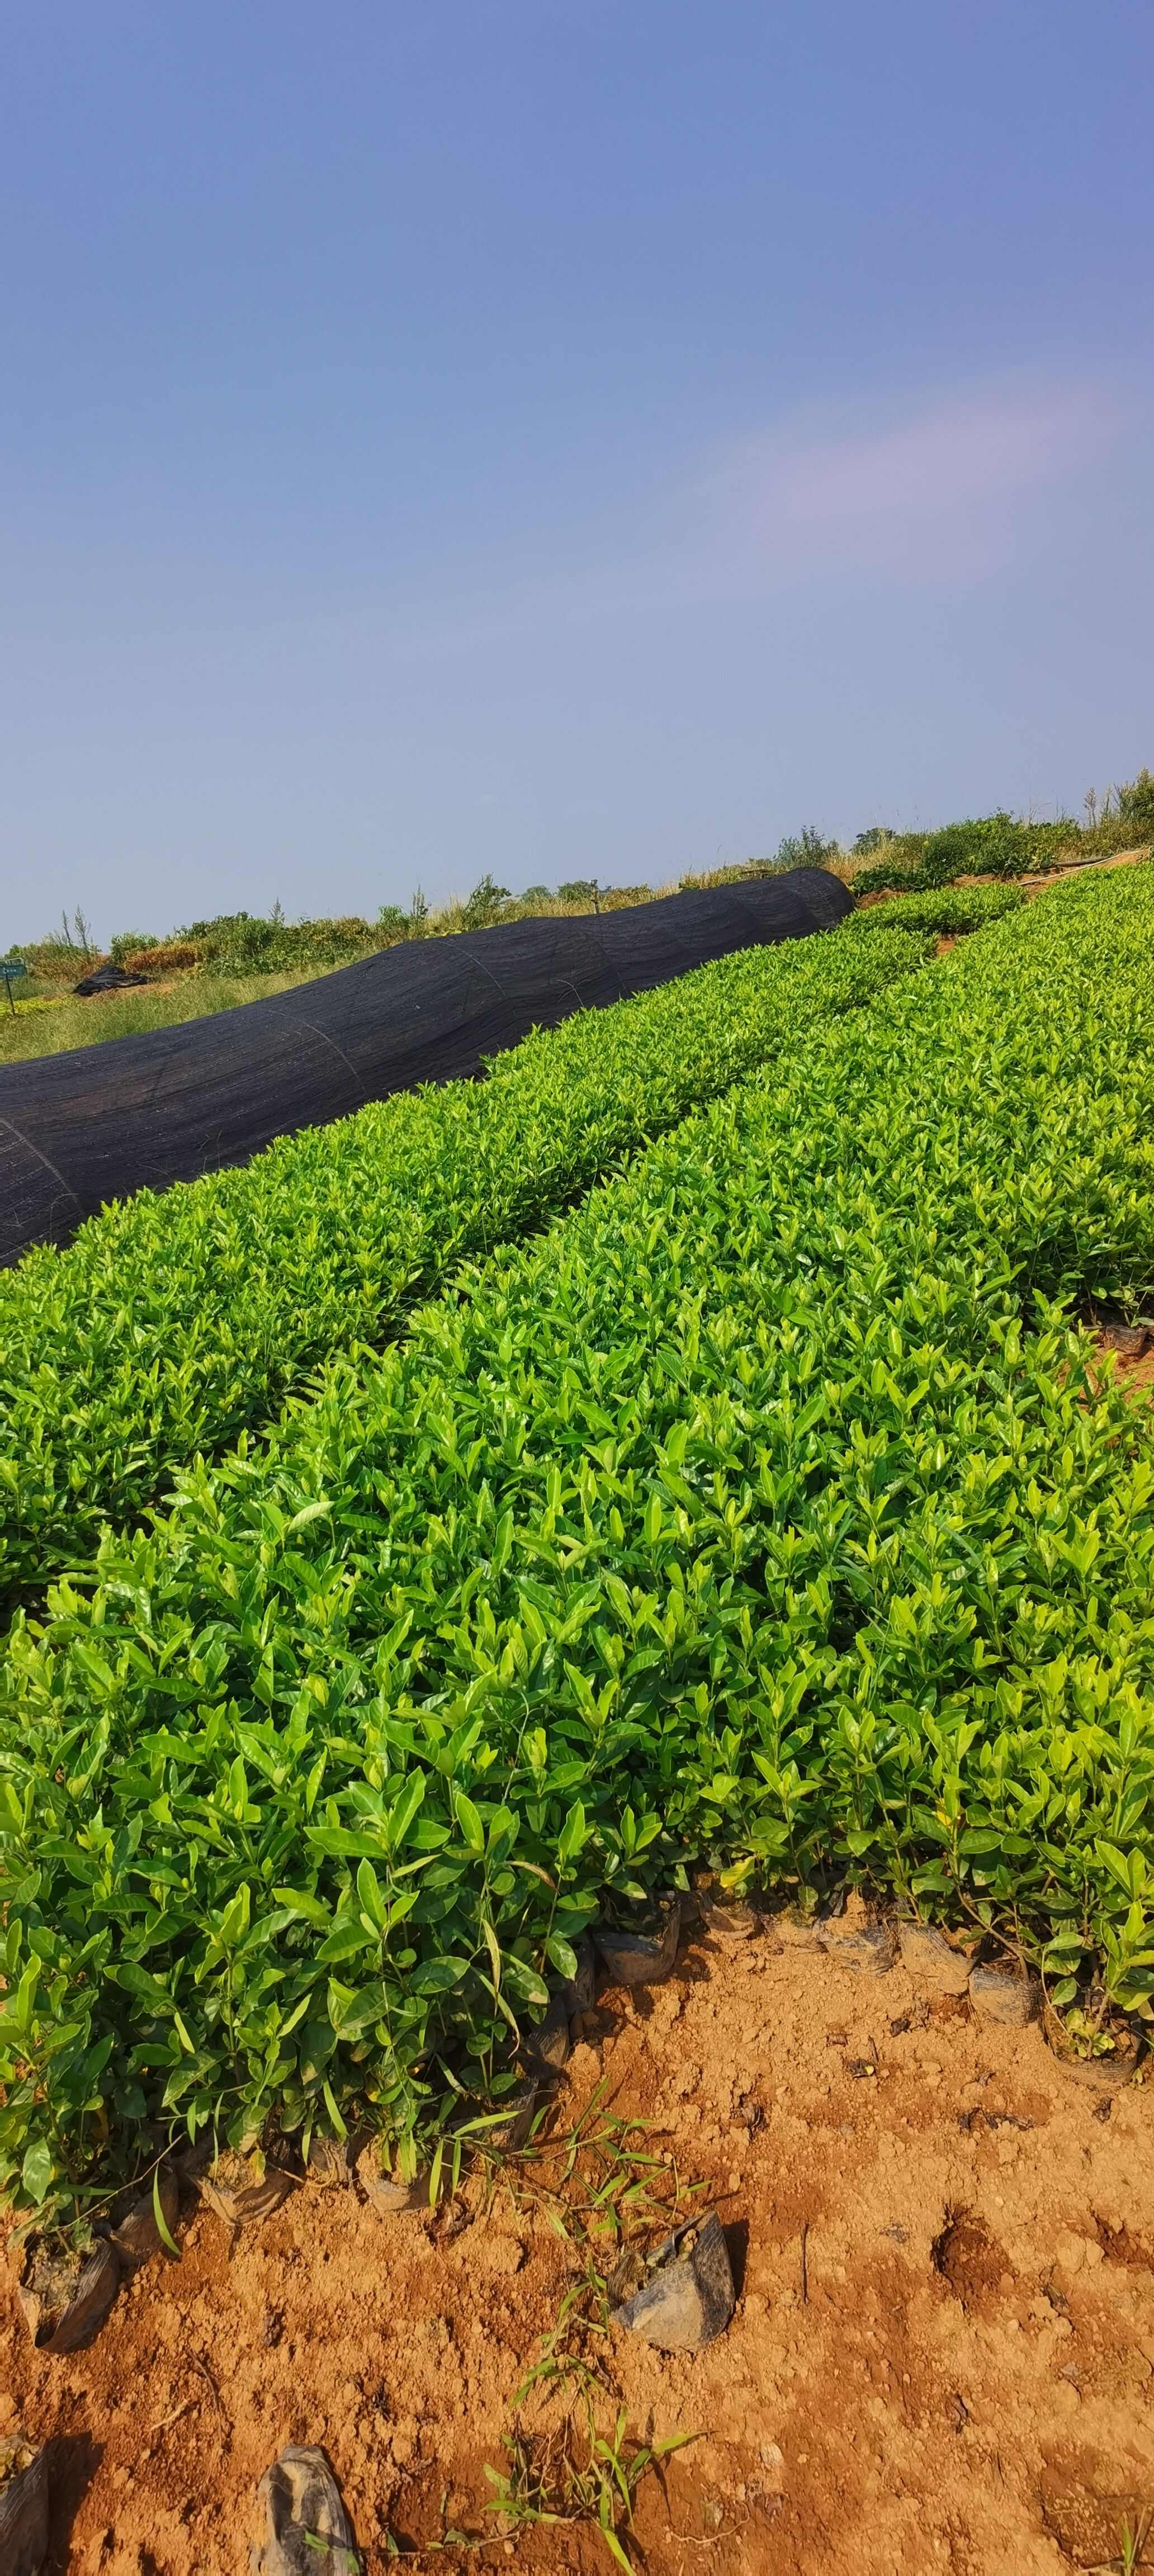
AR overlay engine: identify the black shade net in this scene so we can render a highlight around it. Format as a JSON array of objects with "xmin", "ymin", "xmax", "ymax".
[{"xmin": 0, "ymin": 868, "xmax": 851, "ymax": 1265}]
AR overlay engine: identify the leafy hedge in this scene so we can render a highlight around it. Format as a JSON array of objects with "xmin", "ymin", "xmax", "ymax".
[
  {"xmin": 845, "ymin": 884, "xmax": 1024, "ymax": 939},
  {"xmin": 3, "ymin": 865, "xmax": 1154, "ymax": 2212},
  {"xmin": 852, "ymin": 813, "xmax": 1082, "ymax": 895},
  {"xmin": 0, "ymin": 922, "xmax": 928, "ymax": 1609}
]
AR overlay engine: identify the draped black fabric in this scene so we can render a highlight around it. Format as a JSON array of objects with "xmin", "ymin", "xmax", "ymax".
[{"xmin": 0, "ymin": 868, "xmax": 851, "ymax": 1263}]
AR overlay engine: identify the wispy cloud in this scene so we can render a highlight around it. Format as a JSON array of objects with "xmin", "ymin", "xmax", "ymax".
[
  {"xmin": 695, "ymin": 381, "xmax": 1120, "ymax": 589},
  {"xmin": 342, "ymin": 374, "xmax": 1127, "ymax": 667}
]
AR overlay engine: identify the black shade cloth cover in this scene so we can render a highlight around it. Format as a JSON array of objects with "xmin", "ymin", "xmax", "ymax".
[
  {"xmin": 0, "ymin": 868, "xmax": 851, "ymax": 1264},
  {"xmin": 72, "ymin": 963, "xmax": 149, "ymax": 997}
]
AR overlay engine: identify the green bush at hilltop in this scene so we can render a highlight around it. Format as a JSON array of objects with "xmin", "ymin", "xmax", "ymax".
[
  {"xmin": 3, "ymin": 864, "xmax": 1154, "ymax": 2213},
  {"xmin": 127, "ymin": 909, "xmax": 390, "ymax": 977},
  {"xmin": 1114, "ymin": 765, "xmax": 1154, "ymax": 841},
  {"xmin": 852, "ymin": 812, "xmax": 1079, "ymax": 894},
  {"xmin": 850, "ymin": 770, "xmax": 1154, "ymax": 894}
]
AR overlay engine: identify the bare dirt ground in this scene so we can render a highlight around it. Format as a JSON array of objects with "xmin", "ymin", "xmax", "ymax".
[{"xmin": 3, "ymin": 1926, "xmax": 1152, "ymax": 2576}]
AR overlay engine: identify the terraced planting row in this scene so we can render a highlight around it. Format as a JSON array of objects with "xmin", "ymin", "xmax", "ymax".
[
  {"xmin": 843, "ymin": 879, "xmax": 1023, "ymax": 940},
  {"xmin": 0, "ymin": 865, "xmax": 1147, "ymax": 2220},
  {"xmin": 0, "ymin": 885, "xmax": 1015, "ymax": 1609}
]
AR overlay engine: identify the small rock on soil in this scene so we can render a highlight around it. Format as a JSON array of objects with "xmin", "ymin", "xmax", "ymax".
[
  {"xmin": 306, "ymin": 2138, "xmax": 352, "ymax": 2190},
  {"xmin": 522, "ymin": 1992, "xmax": 571, "ymax": 2080},
  {"xmin": 250, "ymin": 2444, "xmax": 357, "ymax": 2576},
  {"xmin": 897, "ymin": 1922, "xmax": 971, "ymax": 1995},
  {"xmin": 698, "ymin": 1893, "xmax": 761, "ymax": 1940},
  {"xmin": 817, "ymin": 1921, "xmax": 896, "ymax": 1974},
  {"xmin": 968, "ymin": 1964, "xmax": 1038, "ymax": 2027},
  {"xmin": 197, "ymin": 2153, "xmax": 297, "ymax": 2228},
  {"xmin": 12, "ymin": 2233, "xmax": 121, "ymax": 2355},
  {"xmin": 596, "ymin": 1906, "xmax": 680, "ymax": 1987},
  {"xmin": 0, "ymin": 2430, "xmax": 50, "ymax": 2576},
  {"xmin": 354, "ymin": 2144, "xmax": 431, "ymax": 2215},
  {"xmin": 613, "ymin": 2210, "xmax": 735, "ymax": 2352}
]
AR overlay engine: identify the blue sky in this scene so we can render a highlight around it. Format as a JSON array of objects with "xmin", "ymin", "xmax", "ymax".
[{"xmin": 3, "ymin": 1, "xmax": 1152, "ymax": 938}]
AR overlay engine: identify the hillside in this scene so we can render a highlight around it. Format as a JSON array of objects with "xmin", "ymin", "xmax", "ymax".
[{"xmin": 1, "ymin": 856, "xmax": 1153, "ymax": 2573}]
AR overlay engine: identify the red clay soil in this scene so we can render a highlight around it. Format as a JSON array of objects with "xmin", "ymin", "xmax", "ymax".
[
  {"xmin": 3, "ymin": 1928, "xmax": 1152, "ymax": 2576},
  {"xmin": 1086, "ymin": 1329, "xmax": 1154, "ymax": 1407}
]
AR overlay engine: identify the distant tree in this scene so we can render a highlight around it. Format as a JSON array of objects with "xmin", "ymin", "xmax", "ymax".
[
  {"xmin": 519, "ymin": 884, "xmax": 552, "ymax": 904},
  {"xmin": 460, "ymin": 874, "xmax": 511, "ymax": 929},
  {"xmin": 108, "ymin": 927, "xmax": 159, "ymax": 964},
  {"xmin": 852, "ymin": 826, "xmax": 895, "ymax": 855},
  {"xmin": 1118, "ymin": 766, "xmax": 1154, "ymax": 832},
  {"xmin": 557, "ymin": 878, "xmax": 596, "ymax": 903},
  {"xmin": 774, "ymin": 826, "xmax": 840, "ymax": 869}
]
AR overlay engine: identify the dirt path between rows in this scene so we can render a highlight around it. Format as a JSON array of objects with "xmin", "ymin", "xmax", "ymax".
[{"xmin": 4, "ymin": 1924, "xmax": 1151, "ymax": 2575}]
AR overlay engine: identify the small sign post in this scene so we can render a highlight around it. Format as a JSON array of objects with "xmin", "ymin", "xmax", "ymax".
[{"xmin": 0, "ymin": 954, "xmax": 27, "ymax": 1016}]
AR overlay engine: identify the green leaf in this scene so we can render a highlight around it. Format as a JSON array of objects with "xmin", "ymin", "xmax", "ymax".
[
  {"xmin": 501, "ymin": 1955, "xmax": 550, "ymax": 2009},
  {"xmin": 153, "ymin": 2166, "xmax": 181, "ymax": 2258},
  {"xmin": 356, "ymin": 1859, "xmax": 387, "ymax": 1934},
  {"xmin": 545, "ymin": 1934, "xmax": 579, "ymax": 1982},
  {"xmin": 322, "ymin": 2080, "xmax": 348, "ymax": 2141},
  {"xmin": 455, "ymin": 1793, "xmax": 485, "ymax": 1856},
  {"xmin": 557, "ymin": 1801, "xmax": 587, "ymax": 1863},
  {"xmin": 21, "ymin": 2139, "xmax": 54, "ymax": 2207},
  {"xmin": 408, "ymin": 1956, "xmax": 470, "ymax": 1995}
]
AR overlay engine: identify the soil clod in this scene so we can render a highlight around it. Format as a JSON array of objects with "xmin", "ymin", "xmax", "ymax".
[
  {"xmin": 695, "ymin": 1876, "xmax": 760, "ymax": 1940},
  {"xmin": 1096, "ymin": 1319, "xmax": 1152, "ymax": 1358},
  {"xmin": 897, "ymin": 1921, "xmax": 972, "ymax": 1994},
  {"xmin": 1041, "ymin": 2000, "xmax": 1141, "ymax": 2091},
  {"xmin": 932, "ymin": 2210, "xmax": 1010, "ymax": 2311}
]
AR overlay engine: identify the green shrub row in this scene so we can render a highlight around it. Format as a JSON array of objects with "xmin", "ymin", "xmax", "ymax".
[
  {"xmin": 850, "ymin": 813, "xmax": 1081, "ymax": 895},
  {"xmin": 0, "ymin": 922, "xmax": 929, "ymax": 1608},
  {"xmin": 845, "ymin": 883, "xmax": 1024, "ymax": 938},
  {"xmin": 3, "ymin": 866, "xmax": 1154, "ymax": 2212}
]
